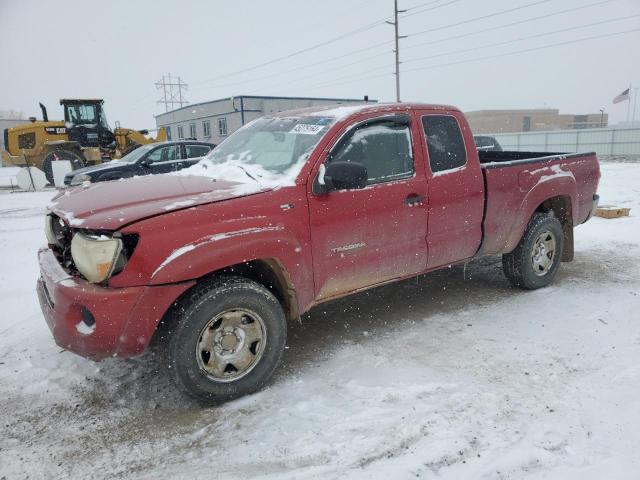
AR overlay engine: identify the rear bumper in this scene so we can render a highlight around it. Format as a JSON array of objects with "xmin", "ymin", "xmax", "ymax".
[
  {"xmin": 584, "ymin": 194, "xmax": 600, "ymax": 223},
  {"xmin": 36, "ymin": 247, "xmax": 193, "ymax": 360}
]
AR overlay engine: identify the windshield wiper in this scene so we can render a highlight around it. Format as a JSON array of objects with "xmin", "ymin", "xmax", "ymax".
[{"xmin": 235, "ymin": 164, "xmax": 260, "ymax": 184}]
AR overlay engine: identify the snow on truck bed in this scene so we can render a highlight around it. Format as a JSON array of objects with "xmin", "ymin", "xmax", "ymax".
[{"xmin": 1, "ymin": 163, "xmax": 639, "ymax": 479}]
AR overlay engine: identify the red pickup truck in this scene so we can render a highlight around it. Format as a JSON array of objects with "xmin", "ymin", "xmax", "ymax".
[{"xmin": 38, "ymin": 103, "xmax": 600, "ymax": 403}]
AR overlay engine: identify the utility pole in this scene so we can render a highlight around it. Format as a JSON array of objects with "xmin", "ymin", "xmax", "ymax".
[
  {"xmin": 599, "ymin": 108, "xmax": 605, "ymax": 128},
  {"xmin": 386, "ymin": 0, "xmax": 407, "ymax": 102},
  {"xmin": 155, "ymin": 73, "xmax": 189, "ymax": 112}
]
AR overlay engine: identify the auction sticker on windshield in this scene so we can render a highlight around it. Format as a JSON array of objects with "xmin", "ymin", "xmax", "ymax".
[{"xmin": 290, "ymin": 124, "xmax": 325, "ymax": 135}]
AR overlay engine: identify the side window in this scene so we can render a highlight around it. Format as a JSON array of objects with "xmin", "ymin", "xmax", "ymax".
[
  {"xmin": 185, "ymin": 144, "xmax": 210, "ymax": 158},
  {"xmin": 422, "ymin": 115, "xmax": 467, "ymax": 173},
  {"xmin": 146, "ymin": 145, "xmax": 180, "ymax": 163},
  {"xmin": 328, "ymin": 119, "xmax": 413, "ymax": 185}
]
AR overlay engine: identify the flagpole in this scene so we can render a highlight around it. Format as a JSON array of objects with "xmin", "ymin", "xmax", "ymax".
[
  {"xmin": 633, "ymin": 87, "xmax": 639, "ymax": 126},
  {"xmin": 627, "ymin": 83, "xmax": 632, "ymax": 123}
]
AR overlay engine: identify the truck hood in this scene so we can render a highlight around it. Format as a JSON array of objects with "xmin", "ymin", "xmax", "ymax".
[{"xmin": 48, "ymin": 174, "xmax": 268, "ymax": 230}]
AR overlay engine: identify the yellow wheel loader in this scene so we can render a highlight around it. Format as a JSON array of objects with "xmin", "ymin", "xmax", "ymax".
[{"xmin": 1, "ymin": 99, "xmax": 166, "ymax": 184}]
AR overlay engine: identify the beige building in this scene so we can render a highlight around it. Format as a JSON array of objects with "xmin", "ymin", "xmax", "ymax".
[{"xmin": 465, "ymin": 109, "xmax": 608, "ymax": 134}]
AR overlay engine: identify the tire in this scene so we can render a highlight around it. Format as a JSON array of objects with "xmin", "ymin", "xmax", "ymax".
[
  {"xmin": 502, "ymin": 212, "xmax": 564, "ymax": 290},
  {"xmin": 42, "ymin": 149, "xmax": 85, "ymax": 185},
  {"xmin": 165, "ymin": 276, "xmax": 287, "ymax": 404}
]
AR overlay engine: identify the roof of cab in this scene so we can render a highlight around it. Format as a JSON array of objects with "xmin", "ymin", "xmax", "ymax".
[{"xmin": 269, "ymin": 102, "xmax": 460, "ymax": 121}]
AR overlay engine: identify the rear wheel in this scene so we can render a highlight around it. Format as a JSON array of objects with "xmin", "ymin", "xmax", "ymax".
[
  {"xmin": 165, "ymin": 276, "xmax": 287, "ymax": 404},
  {"xmin": 502, "ymin": 212, "xmax": 564, "ymax": 290},
  {"xmin": 42, "ymin": 149, "xmax": 85, "ymax": 185}
]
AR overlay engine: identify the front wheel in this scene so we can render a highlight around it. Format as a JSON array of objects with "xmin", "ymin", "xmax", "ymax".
[
  {"xmin": 166, "ymin": 276, "xmax": 287, "ymax": 404},
  {"xmin": 502, "ymin": 212, "xmax": 564, "ymax": 290}
]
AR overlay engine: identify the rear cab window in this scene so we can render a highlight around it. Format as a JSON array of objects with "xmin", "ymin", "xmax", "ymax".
[{"xmin": 421, "ymin": 115, "xmax": 467, "ymax": 174}]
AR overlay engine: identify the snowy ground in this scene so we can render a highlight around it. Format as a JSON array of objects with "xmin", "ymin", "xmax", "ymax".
[{"xmin": 1, "ymin": 162, "xmax": 639, "ymax": 480}]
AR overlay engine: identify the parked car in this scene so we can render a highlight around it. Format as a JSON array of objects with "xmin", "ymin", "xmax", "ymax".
[
  {"xmin": 38, "ymin": 103, "xmax": 600, "ymax": 404},
  {"xmin": 63, "ymin": 140, "xmax": 215, "ymax": 185},
  {"xmin": 474, "ymin": 135, "xmax": 503, "ymax": 151}
]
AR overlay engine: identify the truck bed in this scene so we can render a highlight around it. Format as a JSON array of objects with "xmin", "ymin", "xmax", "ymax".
[
  {"xmin": 477, "ymin": 150, "xmax": 600, "ymax": 257},
  {"xmin": 478, "ymin": 150, "xmax": 593, "ymax": 166}
]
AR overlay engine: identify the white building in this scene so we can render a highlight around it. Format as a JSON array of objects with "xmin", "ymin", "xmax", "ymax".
[{"xmin": 155, "ymin": 95, "xmax": 375, "ymax": 145}]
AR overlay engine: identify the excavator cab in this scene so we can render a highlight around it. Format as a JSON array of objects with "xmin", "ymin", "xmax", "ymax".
[{"xmin": 60, "ymin": 99, "xmax": 115, "ymax": 150}]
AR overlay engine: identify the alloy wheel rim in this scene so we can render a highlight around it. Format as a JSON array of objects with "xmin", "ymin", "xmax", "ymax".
[{"xmin": 531, "ymin": 230, "xmax": 557, "ymax": 276}]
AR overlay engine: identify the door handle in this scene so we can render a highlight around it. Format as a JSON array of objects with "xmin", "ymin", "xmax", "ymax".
[{"xmin": 405, "ymin": 194, "xmax": 426, "ymax": 206}]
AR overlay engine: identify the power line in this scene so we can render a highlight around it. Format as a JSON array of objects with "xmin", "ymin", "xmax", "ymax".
[
  {"xmin": 402, "ymin": 0, "xmax": 619, "ymax": 52},
  {"xmin": 232, "ymin": 8, "xmax": 634, "ymax": 96},
  {"xmin": 189, "ymin": 41, "xmax": 393, "ymax": 93},
  {"xmin": 190, "ymin": 16, "xmax": 392, "ymax": 87},
  {"xmin": 406, "ymin": 0, "xmax": 553, "ymax": 38},
  {"xmin": 400, "ymin": 0, "xmax": 463, "ymax": 19},
  {"xmin": 190, "ymin": 0, "xmax": 465, "ymax": 89},
  {"xmin": 304, "ymin": 27, "xmax": 639, "ymax": 90},
  {"xmin": 403, "ymin": 14, "xmax": 640, "ymax": 64},
  {"xmin": 402, "ymin": 27, "xmax": 640, "ymax": 73}
]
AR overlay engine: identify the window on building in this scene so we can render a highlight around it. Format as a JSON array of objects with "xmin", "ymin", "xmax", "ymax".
[
  {"xmin": 189, "ymin": 123, "xmax": 196, "ymax": 139},
  {"xmin": 218, "ymin": 117, "xmax": 228, "ymax": 136},
  {"xmin": 522, "ymin": 116, "xmax": 531, "ymax": 132},
  {"xmin": 177, "ymin": 125, "xmax": 184, "ymax": 139},
  {"xmin": 421, "ymin": 115, "xmax": 467, "ymax": 173},
  {"xmin": 166, "ymin": 126, "xmax": 172, "ymax": 141},
  {"xmin": 328, "ymin": 117, "xmax": 414, "ymax": 185},
  {"xmin": 203, "ymin": 120, "xmax": 211, "ymax": 137}
]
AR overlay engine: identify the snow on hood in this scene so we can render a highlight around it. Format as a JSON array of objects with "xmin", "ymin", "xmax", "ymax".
[
  {"xmin": 174, "ymin": 150, "xmax": 308, "ymax": 194},
  {"xmin": 48, "ymin": 173, "xmax": 270, "ymax": 230}
]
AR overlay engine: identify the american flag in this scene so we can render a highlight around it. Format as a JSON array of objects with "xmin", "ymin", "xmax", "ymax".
[{"xmin": 613, "ymin": 88, "xmax": 630, "ymax": 104}]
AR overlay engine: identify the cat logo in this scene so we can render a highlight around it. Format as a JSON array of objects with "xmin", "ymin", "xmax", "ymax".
[{"xmin": 44, "ymin": 127, "xmax": 67, "ymax": 135}]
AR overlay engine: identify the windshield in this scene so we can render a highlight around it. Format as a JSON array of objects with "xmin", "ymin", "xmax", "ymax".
[
  {"xmin": 65, "ymin": 103, "xmax": 98, "ymax": 126},
  {"xmin": 116, "ymin": 143, "xmax": 155, "ymax": 162},
  {"xmin": 189, "ymin": 115, "xmax": 335, "ymax": 186}
]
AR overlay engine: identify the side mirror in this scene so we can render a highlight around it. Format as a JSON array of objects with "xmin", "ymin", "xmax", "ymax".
[
  {"xmin": 140, "ymin": 157, "xmax": 152, "ymax": 167},
  {"xmin": 314, "ymin": 161, "xmax": 367, "ymax": 194}
]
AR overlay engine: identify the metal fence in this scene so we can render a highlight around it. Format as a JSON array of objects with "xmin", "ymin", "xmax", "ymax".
[{"xmin": 490, "ymin": 127, "xmax": 640, "ymax": 156}]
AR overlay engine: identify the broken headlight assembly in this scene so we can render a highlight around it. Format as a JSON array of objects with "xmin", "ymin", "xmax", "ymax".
[{"xmin": 70, "ymin": 231, "xmax": 131, "ymax": 283}]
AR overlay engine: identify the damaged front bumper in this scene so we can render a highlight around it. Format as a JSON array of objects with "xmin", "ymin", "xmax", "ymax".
[{"xmin": 36, "ymin": 247, "xmax": 193, "ymax": 360}]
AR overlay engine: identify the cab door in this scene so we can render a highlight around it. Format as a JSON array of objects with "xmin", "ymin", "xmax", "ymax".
[
  {"xmin": 307, "ymin": 113, "xmax": 429, "ymax": 300},
  {"xmin": 418, "ymin": 110, "xmax": 485, "ymax": 268}
]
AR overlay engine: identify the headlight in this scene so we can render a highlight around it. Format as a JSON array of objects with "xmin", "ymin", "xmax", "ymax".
[
  {"xmin": 71, "ymin": 232, "xmax": 123, "ymax": 283},
  {"xmin": 70, "ymin": 174, "xmax": 91, "ymax": 186}
]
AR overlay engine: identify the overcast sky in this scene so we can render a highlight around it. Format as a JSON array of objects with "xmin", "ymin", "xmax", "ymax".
[{"xmin": 1, "ymin": 0, "xmax": 639, "ymax": 129}]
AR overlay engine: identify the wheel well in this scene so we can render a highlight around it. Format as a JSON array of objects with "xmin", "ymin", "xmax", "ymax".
[
  {"xmin": 156, "ymin": 259, "xmax": 298, "ymax": 336},
  {"xmin": 535, "ymin": 195, "xmax": 574, "ymax": 261}
]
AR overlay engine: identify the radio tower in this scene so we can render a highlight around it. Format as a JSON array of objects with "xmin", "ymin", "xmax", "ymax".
[{"xmin": 155, "ymin": 73, "xmax": 189, "ymax": 112}]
